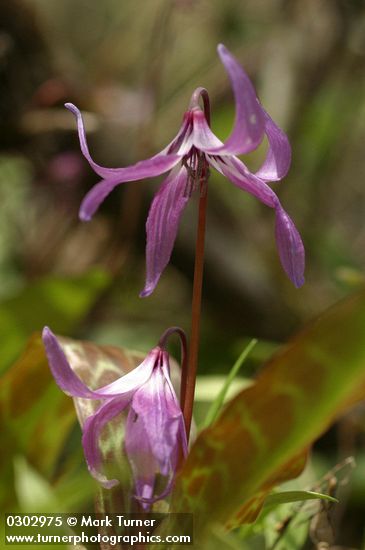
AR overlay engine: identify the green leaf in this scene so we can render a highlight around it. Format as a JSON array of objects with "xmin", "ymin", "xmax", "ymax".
[
  {"xmin": 264, "ymin": 490, "xmax": 338, "ymax": 508},
  {"xmin": 170, "ymin": 290, "xmax": 365, "ymax": 543},
  {"xmin": 202, "ymin": 339, "xmax": 257, "ymax": 428},
  {"xmin": 13, "ymin": 456, "xmax": 58, "ymax": 512}
]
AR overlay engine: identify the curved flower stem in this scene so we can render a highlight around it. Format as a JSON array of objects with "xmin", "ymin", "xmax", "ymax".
[
  {"xmin": 189, "ymin": 87, "xmax": 211, "ymax": 126},
  {"xmin": 158, "ymin": 326, "xmax": 188, "ymax": 471},
  {"xmin": 158, "ymin": 326, "xmax": 188, "ymax": 380},
  {"xmin": 181, "ymin": 88, "xmax": 211, "ymax": 441}
]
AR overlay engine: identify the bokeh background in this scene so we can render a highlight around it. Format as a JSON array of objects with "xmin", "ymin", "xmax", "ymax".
[{"xmin": 1, "ymin": 0, "xmax": 365, "ymax": 548}]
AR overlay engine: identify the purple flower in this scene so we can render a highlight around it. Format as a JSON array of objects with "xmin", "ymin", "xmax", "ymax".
[
  {"xmin": 42, "ymin": 327, "xmax": 187, "ymax": 508},
  {"xmin": 66, "ymin": 43, "xmax": 304, "ymax": 296}
]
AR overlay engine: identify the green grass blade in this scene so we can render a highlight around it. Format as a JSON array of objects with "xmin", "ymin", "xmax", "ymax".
[
  {"xmin": 202, "ymin": 339, "xmax": 258, "ymax": 429},
  {"xmin": 264, "ymin": 490, "xmax": 338, "ymax": 508}
]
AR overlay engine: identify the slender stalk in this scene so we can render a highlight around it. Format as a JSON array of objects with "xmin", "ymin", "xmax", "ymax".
[
  {"xmin": 181, "ymin": 187, "xmax": 208, "ymax": 440},
  {"xmin": 180, "ymin": 88, "xmax": 211, "ymax": 440}
]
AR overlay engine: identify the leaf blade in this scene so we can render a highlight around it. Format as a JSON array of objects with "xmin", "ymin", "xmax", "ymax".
[
  {"xmin": 264, "ymin": 490, "xmax": 338, "ymax": 508},
  {"xmin": 171, "ymin": 291, "xmax": 365, "ymax": 540}
]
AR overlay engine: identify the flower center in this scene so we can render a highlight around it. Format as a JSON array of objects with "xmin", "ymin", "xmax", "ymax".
[{"xmin": 183, "ymin": 147, "xmax": 209, "ymax": 198}]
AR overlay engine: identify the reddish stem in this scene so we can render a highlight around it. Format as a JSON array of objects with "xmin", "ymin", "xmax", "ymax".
[
  {"xmin": 181, "ymin": 189, "xmax": 208, "ymax": 440},
  {"xmin": 180, "ymin": 87, "xmax": 210, "ymax": 441}
]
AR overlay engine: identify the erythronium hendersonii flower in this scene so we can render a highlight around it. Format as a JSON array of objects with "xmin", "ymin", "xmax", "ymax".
[
  {"xmin": 66, "ymin": 43, "xmax": 305, "ymax": 296},
  {"xmin": 42, "ymin": 326, "xmax": 188, "ymax": 508}
]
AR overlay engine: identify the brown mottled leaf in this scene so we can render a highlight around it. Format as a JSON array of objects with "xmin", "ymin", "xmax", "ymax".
[
  {"xmin": 170, "ymin": 290, "xmax": 365, "ymax": 542},
  {"xmin": 225, "ymin": 450, "xmax": 308, "ymax": 529}
]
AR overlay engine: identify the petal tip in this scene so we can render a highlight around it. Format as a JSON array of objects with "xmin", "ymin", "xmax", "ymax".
[
  {"xmin": 79, "ymin": 208, "xmax": 92, "ymax": 222},
  {"xmin": 139, "ymin": 286, "xmax": 153, "ymax": 298},
  {"xmin": 42, "ymin": 326, "xmax": 56, "ymax": 347},
  {"xmin": 275, "ymin": 205, "xmax": 305, "ymax": 289},
  {"xmin": 42, "ymin": 326, "xmax": 51, "ymax": 339},
  {"xmin": 217, "ymin": 43, "xmax": 229, "ymax": 60},
  {"xmin": 293, "ymin": 274, "xmax": 305, "ymax": 288},
  {"xmin": 102, "ymin": 478, "xmax": 119, "ymax": 490},
  {"xmin": 64, "ymin": 102, "xmax": 78, "ymax": 114},
  {"xmin": 87, "ymin": 461, "xmax": 119, "ymax": 489}
]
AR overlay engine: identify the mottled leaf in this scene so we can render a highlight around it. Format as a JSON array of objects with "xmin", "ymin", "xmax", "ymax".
[
  {"xmin": 170, "ymin": 290, "xmax": 365, "ymax": 542},
  {"xmin": 224, "ymin": 450, "xmax": 308, "ymax": 529}
]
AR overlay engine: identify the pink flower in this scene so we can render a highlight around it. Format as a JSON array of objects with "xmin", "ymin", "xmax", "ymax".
[
  {"xmin": 42, "ymin": 327, "xmax": 187, "ymax": 508},
  {"xmin": 66, "ymin": 44, "xmax": 304, "ymax": 296}
]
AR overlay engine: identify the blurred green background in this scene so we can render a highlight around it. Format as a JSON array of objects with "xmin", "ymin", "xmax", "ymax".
[{"xmin": 1, "ymin": 0, "xmax": 365, "ymax": 548}]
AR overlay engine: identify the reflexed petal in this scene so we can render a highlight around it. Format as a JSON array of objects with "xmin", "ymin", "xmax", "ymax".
[
  {"xmin": 65, "ymin": 103, "xmax": 182, "ymax": 221},
  {"xmin": 212, "ymin": 157, "xmax": 305, "ymax": 287},
  {"xmin": 140, "ymin": 165, "xmax": 189, "ymax": 298},
  {"xmin": 275, "ymin": 205, "xmax": 305, "ymax": 287},
  {"xmin": 65, "ymin": 103, "xmax": 182, "ymax": 180},
  {"xmin": 207, "ymin": 44, "xmax": 265, "ymax": 155},
  {"xmin": 82, "ymin": 397, "xmax": 130, "ymax": 488},
  {"xmin": 255, "ymin": 109, "xmax": 291, "ymax": 182},
  {"xmin": 42, "ymin": 326, "xmax": 157, "ymax": 398},
  {"xmin": 79, "ymin": 155, "xmax": 181, "ymax": 221},
  {"xmin": 42, "ymin": 327, "xmax": 100, "ymax": 399},
  {"xmin": 95, "ymin": 348, "xmax": 157, "ymax": 396},
  {"xmin": 211, "ymin": 156, "xmax": 279, "ymax": 208}
]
